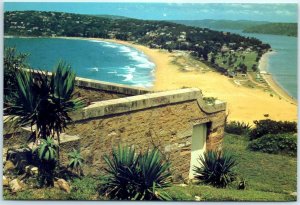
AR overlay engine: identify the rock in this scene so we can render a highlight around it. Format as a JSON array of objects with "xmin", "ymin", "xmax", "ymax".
[
  {"xmin": 54, "ymin": 181, "xmax": 59, "ymax": 189},
  {"xmin": 56, "ymin": 178, "xmax": 71, "ymax": 193},
  {"xmin": 290, "ymin": 192, "xmax": 297, "ymax": 197},
  {"xmin": 31, "ymin": 167, "xmax": 39, "ymax": 175},
  {"xmin": 4, "ymin": 160, "xmax": 15, "ymax": 173},
  {"xmin": 178, "ymin": 183, "xmax": 188, "ymax": 187},
  {"xmin": 9, "ymin": 179, "xmax": 24, "ymax": 192},
  {"xmin": 3, "ymin": 176, "xmax": 9, "ymax": 186},
  {"xmin": 194, "ymin": 196, "xmax": 201, "ymax": 201},
  {"xmin": 25, "ymin": 165, "xmax": 39, "ymax": 175},
  {"xmin": 6, "ymin": 148, "xmax": 32, "ymax": 173}
]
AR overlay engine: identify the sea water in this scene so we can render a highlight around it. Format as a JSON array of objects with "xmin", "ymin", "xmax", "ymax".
[
  {"xmin": 217, "ymin": 29, "xmax": 297, "ymax": 99},
  {"xmin": 4, "ymin": 37, "xmax": 155, "ymax": 88}
]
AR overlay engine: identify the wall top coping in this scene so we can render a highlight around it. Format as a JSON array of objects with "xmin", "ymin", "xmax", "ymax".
[
  {"xmin": 75, "ymin": 77, "xmax": 152, "ymax": 96},
  {"xmin": 71, "ymin": 88, "xmax": 226, "ymax": 121}
]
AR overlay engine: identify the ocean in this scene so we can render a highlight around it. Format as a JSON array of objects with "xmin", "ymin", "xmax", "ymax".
[
  {"xmin": 4, "ymin": 37, "xmax": 155, "ymax": 88},
  {"xmin": 217, "ymin": 29, "xmax": 297, "ymax": 99},
  {"xmin": 4, "ymin": 33, "xmax": 297, "ymax": 98}
]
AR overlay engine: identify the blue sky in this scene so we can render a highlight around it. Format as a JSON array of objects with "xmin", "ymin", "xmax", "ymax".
[{"xmin": 4, "ymin": 3, "xmax": 298, "ymax": 22}]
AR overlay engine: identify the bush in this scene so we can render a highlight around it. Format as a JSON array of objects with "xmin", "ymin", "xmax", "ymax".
[
  {"xmin": 225, "ymin": 121, "xmax": 251, "ymax": 135},
  {"xmin": 100, "ymin": 145, "xmax": 172, "ymax": 200},
  {"xmin": 194, "ymin": 150, "xmax": 237, "ymax": 188},
  {"xmin": 249, "ymin": 119, "xmax": 297, "ymax": 140},
  {"xmin": 248, "ymin": 134, "xmax": 297, "ymax": 156},
  {"xmin": 33, "ymin": 137, "xmax": 58, "ymax": 187},
  {"xmin": 68, "ymin": 149, "xmax": 84, "ymax": 175}
]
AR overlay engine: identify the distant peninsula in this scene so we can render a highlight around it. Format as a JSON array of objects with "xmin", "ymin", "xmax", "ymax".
[
  {"xmin": 5, "ymin": 11, "xmax": 271, "ymax": 76},
  {"xmin": 243, "ymin": 23, "xmax": 297, "ymax": 37}
]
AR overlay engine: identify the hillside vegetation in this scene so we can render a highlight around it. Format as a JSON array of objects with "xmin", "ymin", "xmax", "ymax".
[
  {"xmin": 243, "ymin": 23, "xmax": 297, "ymax": 37},
  {"xmin": 170, "ymin": 19, "xmax": 269, "ymax": 30},
  {"xmin": 5, "ymin": 11, "xmax": 270, "ymax": 76}
]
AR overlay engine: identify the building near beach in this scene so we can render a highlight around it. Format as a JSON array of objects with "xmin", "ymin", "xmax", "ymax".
[{"xmin": 4, "ymin": 77, "xmax": 226, "ymax": 180}]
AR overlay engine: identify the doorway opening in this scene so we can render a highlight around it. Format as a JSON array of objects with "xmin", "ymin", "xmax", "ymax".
[{"xmin": 189, "ymin": 123, "xmax": 207, "ymax": 179}]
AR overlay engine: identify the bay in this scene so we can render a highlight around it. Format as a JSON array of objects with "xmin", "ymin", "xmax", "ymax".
[{"xmin": 4, "ymin": 37, "xmax": 155, "ymax": 88}]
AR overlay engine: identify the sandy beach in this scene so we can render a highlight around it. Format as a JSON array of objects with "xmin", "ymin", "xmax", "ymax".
[
  {"xmin": 60, "ymin": 37, "xmax": 297, "ymax": 124},
  {"xmin": 258, "ymin": 51, "xmax": 296, "ymax": 103}
]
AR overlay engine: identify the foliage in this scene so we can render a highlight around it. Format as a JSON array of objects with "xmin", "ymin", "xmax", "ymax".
[
  {"xmin": 165, "ymin": 184, "xmax": 296, "ymax": 201},
  {"xmin": 249, "ymin": 119, "xmax": 297, "ymax": 140},
  {"xmin": 203, "ymin": 97, "xmax": 217, "ymax": 105},
  {"xmin": 224, "ymin": 134, "xmax": 296, "ymax": 194},
  {"xmin": 3, "ymin": 134, "xmax": 296, "ymax": 201},
  {"xmin": 243, "ymin": 23, "xmax": 297, "ymax": 37},
  {"xmin": 100, "ymin": 145, "xmax": 172, "ymax": 200},
  {"xmin": 4, "ymin": 47, "xmax": 29, "ymax": 105},
  {"xmin": 5, "ymin": 11, "xmax": 271, "ymax": 76},
  {"xmin": 5, "ymin": 60, "xmax": 85, "ymax": 143},
  {"xmin": 248, "ymin": 134, "xmax": 297, "ymax": 156},
  {"xmin": 33, "ymin": 137, "xmax": 58, "ymax": 187},
  {"xmin": 68, "ymin": 148, "xmax": 84, "ymax": 175},
  {"xmin": 194, "ymin": 150, "xmax": 237, "ymax": 188},
  {"xmin": 3, "ymin": 176, "xmax": 104, "ymax": 200},
  {"xmin": 35, "ymin": 137, "xmax": 58, "ymax": 161},
  {"xmin": 225, "ymin": 121, "xmax": 251, "ymax": 135}
]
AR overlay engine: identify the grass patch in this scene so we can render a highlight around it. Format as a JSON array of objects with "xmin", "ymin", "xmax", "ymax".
[
  {"xmin": 3, "ymin": 176, "xmax": 104, "ymax": 200},
  {"xmin": 4, "ymin": 134, "xmax": 296, "ymax": 201},
  {"xmin": 165, "ymin": 133, "xmax": 297, "ymax": 201},
  {"xmin": 224, "ymin": 134, "xmax": 297, "ymax": 194},
  {"xmin": 215, "ymin": 51, "xmax": 258, "ymax": 72},
  {"xmin": 165, "ymin": 184, "xmax": 295, "ymax": 201}
]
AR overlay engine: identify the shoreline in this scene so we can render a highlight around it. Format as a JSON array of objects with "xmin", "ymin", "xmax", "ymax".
[
  {"xmin": 6, "ymin": 36, "xmax": 297, "ymax": 123},
  {"xmin": 258, "ymin": 51, "xmax": 297, "ymax": 104}
]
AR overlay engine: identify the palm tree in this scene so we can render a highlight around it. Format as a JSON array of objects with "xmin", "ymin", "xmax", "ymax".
[{"xmin": 5, "ymin": 61, "xmax": 85, "ymax": 161}]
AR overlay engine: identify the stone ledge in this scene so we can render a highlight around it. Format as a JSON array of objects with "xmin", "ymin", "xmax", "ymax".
[
  {"xmin": 71, "ymin": 88, "xmax": 226, "ymax": 121},
  {"xmin": 75, "ymin": 77, "xmax": 152, "ymax": 96},
  {"xmin": 24, "ymin": 68, "xmax": 152, "ymax": 96}
]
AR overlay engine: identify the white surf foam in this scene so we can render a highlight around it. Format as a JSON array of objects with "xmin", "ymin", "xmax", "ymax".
[{"xmin": 88, "ymin": 67, "xmax": 99, "ymax": 72}]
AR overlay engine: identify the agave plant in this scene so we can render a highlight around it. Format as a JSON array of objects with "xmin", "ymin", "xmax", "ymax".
[
  {"xmin": 33, "ymin": 137, "xmax": 58, "ymax": 187},
  {"xmin": 137, "ymin": 148, "xmax": 172, "ymax": 200},
  {"xmin": 5, "ymin": 60, "xmax": 85, "ymax": 161},
  {"xmin": 193, "ymin": 150, "xmax": 237, "ymax": 188},
  {"xmin": 4, "ymin": 47, "xmax": 29, "ymax": 105},
  {"xmin": 100, "ymin": 145, "xmax": 172, "ymax": 200},
  {"xmin": 68, "ymin": 148, "xmax": 84, "ymax": 175}
]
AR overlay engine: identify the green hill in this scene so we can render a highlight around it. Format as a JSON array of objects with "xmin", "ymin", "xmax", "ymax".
[
  {"xmin": 243, "ymin": 23, "xmax": 297, "ymax": 37},
  {"xmin": 4, "ymin": 11, "xmax": 271, "ymax": 76},
  {"xmin": 169, "ymin": 19, "xmax": 269, "ymax": 30}
]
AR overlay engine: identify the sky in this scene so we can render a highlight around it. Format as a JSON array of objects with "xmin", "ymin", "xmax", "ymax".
[{"xmin": 4, "ymin": 2, "xmax": 298, "ymax": 22}]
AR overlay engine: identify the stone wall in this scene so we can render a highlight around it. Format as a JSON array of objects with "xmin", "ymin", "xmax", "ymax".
[
  {"xmin": 3, "ymin": 76, "xmax": 226, "ymax": 181},
  {"xmin": 65, "ymin": 88, "xmax": 226, "ymax": 180}
]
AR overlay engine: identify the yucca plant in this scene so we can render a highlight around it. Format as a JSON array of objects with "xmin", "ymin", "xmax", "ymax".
[
  {"xmin": 101, "ymin": 145, "xmax": 140, "ymax": 200},
  {"xmin": 137, "ymin": 148, "xmax": 172, "ymax": 200},
  {"xmin": 33, "ymin": 137, "xmax": 58, "ymax": 187},
  {"xmin": 5, "ymin": 60, "xmax": 86, "ymax": 162},
  {"xmin": 100, "ymin": 145, "xmax": 172, "ymax": 200},
  {"xmin": 68, "ymin": 148, "xmax": 84, "ymax": 175},
  {"xmin": 193, "ymin": 150, "xmax": 237, "ymax": 188},
  {"xmin": 4, "ymin": 47, "xmax": 29, "ymax": 105}
]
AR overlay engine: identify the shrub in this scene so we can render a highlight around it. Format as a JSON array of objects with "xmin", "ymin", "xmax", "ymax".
[
  {"xmin": 248, "ymin": 134, "xmax": 297, "ymax": 156},
  {"xmin": 194, "ymin": 150, "xmax": 237, "ymax": 188},
  {"xmin": 249, "ymin": 119, "xmax": 297, "ymax": 140},
  {"xmin": 33, "ymin": 137, "xmax": 58, "ymax": 187},
  {"xmin": 100, "ymin": 145, "xmax": 172, "ymax": 200},
  {"xmin": 225, "ymin": 121, "xmax": 251, "ymax": 135},
  {"xmin": 68, "ymin": 149, "xmax": 84, "ymax": 175}
]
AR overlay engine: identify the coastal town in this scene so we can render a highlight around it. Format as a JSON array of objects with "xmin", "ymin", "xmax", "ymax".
[{"xmin": 2, "ymin": 3, "xmax": 297, "ymax": 202}]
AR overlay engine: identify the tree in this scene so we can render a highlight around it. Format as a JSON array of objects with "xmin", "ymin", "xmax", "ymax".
[
  {"xmin": 4, "ymin": 47, "xmax": 29, "ymax": 105},
  {"xmin": 5, "ymin": 60, "xmax": 86, "ymax": 161}
]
